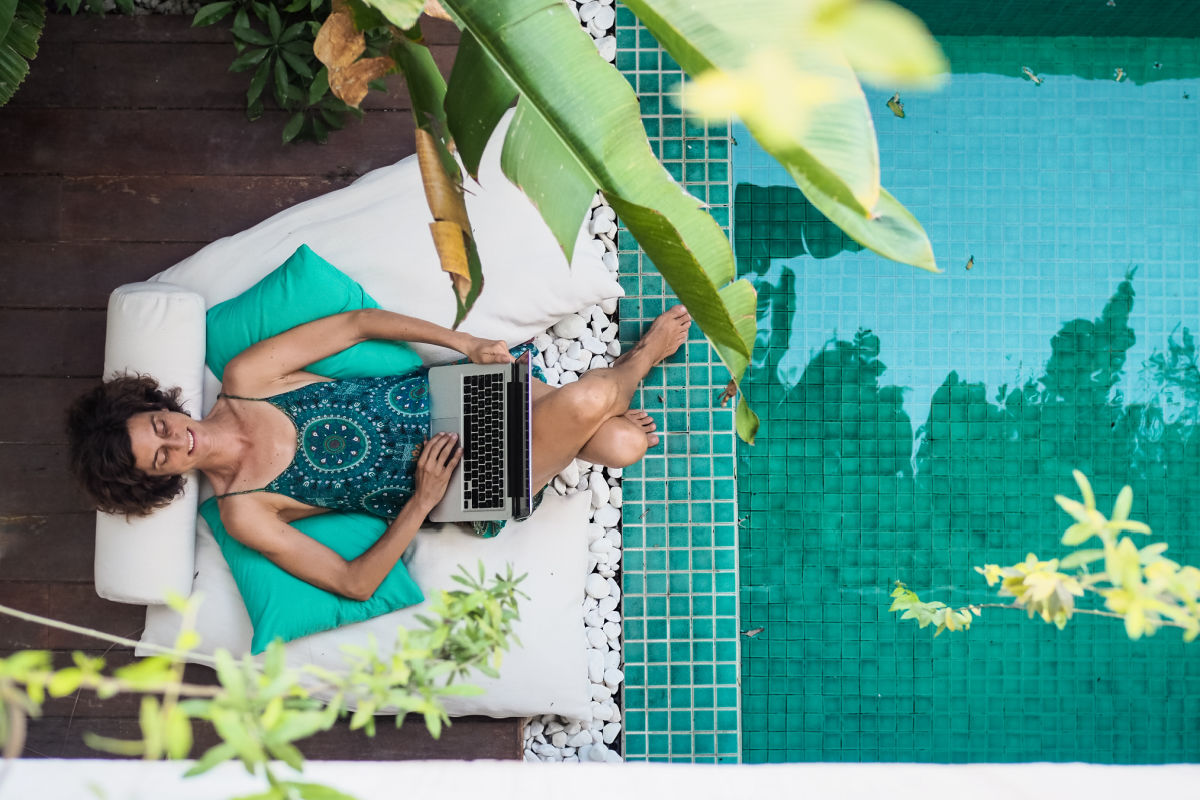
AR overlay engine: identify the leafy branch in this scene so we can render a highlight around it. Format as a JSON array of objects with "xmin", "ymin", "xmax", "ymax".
[
  {"xmin": 892, "ymin": 470, "xmax": 1200, "ymax": 641},
  {"xmin": 0, "ymin": 563, "xmax": 524, "ymax": 800}
]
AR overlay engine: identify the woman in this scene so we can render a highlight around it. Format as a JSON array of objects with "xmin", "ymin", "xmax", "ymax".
[{"xmin": 68, "ymin": 305, "xmax": 691, "ymax": 601}]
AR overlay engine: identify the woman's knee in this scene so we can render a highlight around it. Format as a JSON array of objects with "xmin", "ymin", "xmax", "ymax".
[
  {"xmin": 561, "ymin": 378, "xmax": 619, "ymax": 426},
  {"xmin": 595, "ymin": 421, "xmax": 648, "ymax": 468}
]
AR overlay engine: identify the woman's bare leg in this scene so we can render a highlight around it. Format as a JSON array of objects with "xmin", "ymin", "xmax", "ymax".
[
  {"xmin": 529, "ymin": 306, "xmax": 690, "ymax": 488},
  {"xmin": 577, "ymin": 409, "xmax": 660, "ymax": 467}
]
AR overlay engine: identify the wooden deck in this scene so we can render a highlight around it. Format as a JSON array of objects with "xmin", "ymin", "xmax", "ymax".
[{"xmin": 0, "ymin": 13, "xmax": 521, "ymax": 760}]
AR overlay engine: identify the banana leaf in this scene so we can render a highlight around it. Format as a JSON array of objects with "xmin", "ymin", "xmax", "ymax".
[
  {"xmin": 0, "ymin": 0, "xmax": 44, "ymax": 107},
  {"xmin": 440, "ymin": 0, "xmax": 759, "ymax": 441}
]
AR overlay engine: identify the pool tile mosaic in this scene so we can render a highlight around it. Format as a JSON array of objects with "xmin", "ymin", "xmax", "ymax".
[
  {"xmin": 733, "ymin": 33, "xmax": 1200, "ymax": 763},
  {"xmin": 615, "ymin": 4, "xmax": 741, "ymax": 764}
]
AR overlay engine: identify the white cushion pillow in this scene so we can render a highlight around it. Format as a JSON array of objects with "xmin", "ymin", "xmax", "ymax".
[
  {"xmin": 138, "ymin": 491, "xmax": 593, "ymax": 720},
  {"xmin": 152, "ymin": 110, "xmax": 621, "ymax": 367},
  {"xmin": 94, "ymin": 282, "xmax": 206, "ymax": 605}
]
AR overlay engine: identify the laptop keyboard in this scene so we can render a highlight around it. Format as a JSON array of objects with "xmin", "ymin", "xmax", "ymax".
[{"xmin": 462, "ymin": 373, "xmax": 505, "ymax": 510}]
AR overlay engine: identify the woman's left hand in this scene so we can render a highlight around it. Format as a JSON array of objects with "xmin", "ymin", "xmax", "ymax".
[{"xmin": 465, "ymin": 337, "xmax": 514, "ymax": 365}]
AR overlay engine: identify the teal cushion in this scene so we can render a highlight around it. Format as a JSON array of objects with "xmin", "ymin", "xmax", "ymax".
[
  {"xmin": 203, "ymin": 244, "xmax": 426, "ymax": 653},
  {"xmin": 200, "ymin": 498, "xmax": 424, "ymax": 655},
  {"xmin": 205, "ymin": 244, "xmax": 423, "ymax": 381}
]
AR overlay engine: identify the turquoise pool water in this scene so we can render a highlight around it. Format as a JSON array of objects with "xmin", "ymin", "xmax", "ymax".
[{"xmin": 734, "ymin": 39, "xmax": 1200, "ymax": 762}]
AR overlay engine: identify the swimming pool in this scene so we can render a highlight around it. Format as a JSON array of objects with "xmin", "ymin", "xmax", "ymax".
[{"xmin": 618, "ymin": 0, "xmax": 1200, "ymax": 765}]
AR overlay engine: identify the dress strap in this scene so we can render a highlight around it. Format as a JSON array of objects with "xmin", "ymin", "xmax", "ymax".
[
  {"xmin": 217, "ymin": 391, "xmax": 268, "ymax": 402},
  {"xmin": 213, "ymin": 486, "xmax": 268, "ymax": 500}
]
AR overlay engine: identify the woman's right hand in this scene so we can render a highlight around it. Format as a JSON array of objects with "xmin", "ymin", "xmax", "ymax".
[{"xmin": 411, "ymin": 432, "xmax": 462, "ymax": 513}]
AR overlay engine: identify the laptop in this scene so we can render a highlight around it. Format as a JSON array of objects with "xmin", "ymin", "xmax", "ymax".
[{"xmin": 426, "ymin": 350, "xmax": 533, "ymax": 523}]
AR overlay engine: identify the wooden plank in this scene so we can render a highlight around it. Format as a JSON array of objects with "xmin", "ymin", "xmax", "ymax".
[
  {"xmin": 0, "ymin": 109, "xmax": 415, "ymax": 177},
  {"xmin": 39, "ymin": 13, "xmax": 460, "ymax": 46},
  {"xmin": 65, "ymin": 42, "xmax": 450, "ymax": 112},
  {"xmin": 0, "ymin": 310, "xmax": 104, "ymax": 375},
  {"xmin": 0, "ymin": 512, "xmax": 95, "ymax": 584},
  {"xmin": 6, "ymin": 42, "xmax": 74, "ymax": 109},
  {"xmin": 0, "ymin": 583, "xmax": 146, "ymax": 650},
  {"xmin": 0, "ymin": 244, "xmax": 198, "ymax": 309},
  {"xmin": 59, "ymin": 175, "xmax": 362, "ymax": 243},
  {"xmin": 0, "ymin": 443, "xmax": 93, "ymax": 514},
  {"xmin": 0, "ymin": 176, "xmax": 60, "ymax": 241},
  {"xmin": 20, "ymin": 713, "xmax": 519, "ymax": 760},
  {"xmin": 0, "ymin": 378, "xmax": 103, "ymax": 442}
]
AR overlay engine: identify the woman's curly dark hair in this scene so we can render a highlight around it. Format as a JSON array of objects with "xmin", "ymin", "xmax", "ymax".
[{"xmin": 67, "ymin": 375, "xmax": 188, "ymax": 516}]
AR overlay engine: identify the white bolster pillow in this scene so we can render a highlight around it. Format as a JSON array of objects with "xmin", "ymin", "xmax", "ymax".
[{"xmin": 94, "ymin": 282, "xmax": 207, "ymax": 605}]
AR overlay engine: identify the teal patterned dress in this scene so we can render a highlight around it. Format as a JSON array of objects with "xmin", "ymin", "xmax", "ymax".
[{"xmin": 216, "ymin": 343, "xmax": 544, "ymax": 537}]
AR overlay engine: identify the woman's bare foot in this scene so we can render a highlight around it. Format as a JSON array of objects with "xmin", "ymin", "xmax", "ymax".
[
  {"xmin": 616, "ymin": 305, "xmax": 692, "ymax": 373},
  {"xmin": 625, "ymin": 409, "xmax": 660, "ymax": 447}
]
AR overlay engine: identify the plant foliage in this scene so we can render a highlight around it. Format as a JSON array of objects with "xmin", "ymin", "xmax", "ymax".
[
  {"xmin": 0, "ymin": 0, "xmax": 45, "ymax": 107},
  {"xmin": 0, "ymin": 563, "xmax": 524, "ymax": 800},
  {"xmin": 892, "ymin": 470, "xmax": 1200, "ymax": 641}
]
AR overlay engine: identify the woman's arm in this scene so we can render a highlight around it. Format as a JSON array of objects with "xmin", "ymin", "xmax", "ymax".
[
  {"xmin": 223, "ymin": 309, "xmax": 511, "ymax": 395},
  {"xmin": 220, "ymin": 433, "xmax": 462, "ymax": 601}
]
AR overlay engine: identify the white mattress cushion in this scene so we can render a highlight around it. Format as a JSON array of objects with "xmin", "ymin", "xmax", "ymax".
[
  {"xmin": 139, "ymin": 491, "xmax": 593, "ymax": 720},
  {"xmin": 152, "ymin": 111, "xmax": 622, "ymax": 367},
  {"xmin": 94, "ymin": 282, "xmax": 206, "ymax": 605}
]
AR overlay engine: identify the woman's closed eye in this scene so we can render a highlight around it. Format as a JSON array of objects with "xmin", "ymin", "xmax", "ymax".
[{"xmin": 154, "ymin": 418, "xmax": 166, "ymax": 468}]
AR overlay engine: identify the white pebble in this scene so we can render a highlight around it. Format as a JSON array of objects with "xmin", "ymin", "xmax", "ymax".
[
  {"xmin": 568, "ymin": 730, "xmax": 593, "ymax": 748},
  {"xmin": 534, "ymin": 742, "xmax": 558, "ymax": 757},
  {"xmin": 608, "ymin": 486, "xmax": 623, "ymax": 508},
  {"xmin": 592, "ymin": 701, "xmax": 613, "ymax": 721},
  {"xmin": 588, "ymin": 648, "xmax": 605, "ymax": 683},
  {"xmin": 559, "ymin": 356, "xmax": 586, "ymax": 372},
  {"xmin": 525, "ymin": 752, "xmax": 540, "ymax": 763},
  {"xmin": 565, "ymin": 721, "xmax": 582, "ymax": 736},
  {"xmin": 603, "ymin": 621, "xmax": 621, "ymax": 640},
  {"xmin": 528, "ymin": 720, "xmax": 544, "ymax": 738},
  {"xmin": 600, "ymin": 297, "xmax": 618, "ymax": 314},
  {"xmin": 543, "ymin": 366, "xmax": 561, "ymax": 385},
  {"xmin": 587, "ymin": 743, "xmax": 609, "ymax": 762},
  {"xmin": 589, "ymin": 472, "xmax": 611, "ymax": 506},
  {"xmin": 590, "ymin": 354, "xmax": 610, "ymax": 370},
  {"xmin": 585, "ymin": 522, "xmax": 605, "ymax": 544},
  {"xmin": 592, "ymin": 683, "xmax": 614, "ymax": 701},
  {"xmin": 604, "ymin": 648, "xmax": 621, "ymax": 669},
  {"xmin": 595, "ymin": 35, "xmax": 616, "ymax": 62},
  {"xmin": 599, "ymin": 323, "xmax": 618, "ymax": 343},
  {"xmin": 578, "ymin": 0, "xmax": 600, "ymax": 22},
  {"xmin": 587, "ymin": 19, "xmax": 607, "ymax": 38},
  {"xmin": 543, "ymin": 344, "xmax": 559, "ymax": 366},
  {"xmin": 559, "ymin": 460, "xmax": 581, "ymax": 487},
  {"xmin": 585, "ymin": 573, "xmax": 610, "ymax": 599},
  {"xmin": 554, "ymin": 336, "xmax": 572, "ymax": 351},
  {"xmin": 589, "ymin": 215, "xmax": 616, "ymax": 237},
  {"xmin": 551, "ymin": 476, "xmax": 567, "ymax": 495},
  {"xmin": 605, "ymin": 610, "xmax": 622, "ymax": 623},
  {"xmin": 593, "ymin": 504, "xmax": 620, "ymax": 527},
  {"xmin": 602, "ymin": 722, "xmax": 621, "ymax": 744},
  {"xmin": 605, "ymin": 749, "xmax": 623, "ymax": 764},
  {"xmin": 587, "ymin": 628, "xmax": 608, "ymax": 649},
  {"xmin": 593, "ymin": 205, "xmax": 616, "ymax": 222},
  {"xmin": 533, "ymin": 333, "xmax": 552, "ymax": 351},
  {"xmin": 562, "ymin": 747, "xmax": 576, "ymax": 757},
  {"xmin": 606, "ymin": 466, "xmax": 622, "ymax": 478},
  {"xmin": 585, "ymin": 609, "xmax": 603, "ymax": 627},
  {"xmin": 577, "ymin": 744, "xmax": 593, "ymax": 762},
  {"xmin": 603, "ymin": 668, "xmax": 624, "ymax": 688},
  {"xmin": 581, "ymin": 335, "xmax": 605, "ymax": 355},
  {"xmin": 592, "ymin": 4, "xmax": 615, "ymax": 28},
  {"xmin": 598, "ymin": 566, "xmax": 615, "ymax": 578},
  {"xmin": 601, "ymin": 253, "xmax": 618, "ymax": 272},
  {"xmin": 607, "ymin": 578, "xmax": 621, "ymax": 602},
  {"xmin": 591, "ymin": 730, "xmax": 604, "ymax": 745},
  {"xmin": 559, "ymin": 370, "xmax": 578, "ymax": 385},
  {"xmin": 553, "ymin": 314, "xmax": 588, "ymax": 339},
  {"xmin": 566, "ymin": 340, "xmax": 583, "ymax": 359},
  {"xmin": 552, "ymin": 731, "xmax": 568, "ymax": 748},
  {"xmin": 597, "ymin": 596, "xmax": 618, "ymax": 615}
]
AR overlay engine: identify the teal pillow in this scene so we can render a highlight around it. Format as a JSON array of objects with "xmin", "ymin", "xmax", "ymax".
[
  {"xmin": 200, "ymin": 498, "xmax": 424, "ymax": 655},
  {"xmin": 205, "ymin": 244, "xmax": 423, "ymax": 381}
]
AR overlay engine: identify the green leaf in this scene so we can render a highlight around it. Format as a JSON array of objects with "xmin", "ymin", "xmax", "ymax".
[
  {"xmin": 264, "ymin": 739, "xmax": 304, "ymax": 771},
  {"xmin": 266, "ymin": 3, "xmax": 282, "ymax": 41},
  {"xmin": 229, "ymin": 47, "xmax": 270, "ymax": 73},
  {"xmin": 284, "ymin": 0, "xmax": 307, "ymax": 12},
  {"xmin": 282, "ymin": 111, "xmax": 305, "ymax": 144},
  {"xmin": 0, "ymin": 0, "xmax": 46, "ymax": 107},
  {"xmin": 233, "ymin": 26, "xmax": 274, "ymax": 47},
  {"xmin": 279, "ymin": 48, "xmax": 314, "ymax": 81},
  {"xmin": 83, "ymin": 731, "xmax": 145, "ymax": 757},
  {"xmin": 248, "ymin": 56, "xmax": 271, "ymax": 105},
  {"xmin": 444, "ymin": 31, "xmax": 518, "ymax": 179},
  {"xmin": 274, "ymin": 55, "xmax": 290, "ymax": 106},
  {"xmin": 1059, "ymin": 549, "xmax": 1106, "ymax": 570},
  {"xmin": 183, "ymin": 741, "xmax": 238, "ymax": 777},
  {"xmin": 624, "ymin": 0, "xmax": 936, "ymax": 273},
  {"xmin": 214, "ymin": 649, "xmax": 246, "ymax": 701},
  {"xmin": 308, "ymin": 66, "xmax": 329, "ymax": 104},
  {"xmin": 810, "ymin": 0, "xmax": 947, "ymax": 88},
  {"xmin": 359, "ymin": 0, "xmax": 423, "ymax": 30},
  {"xmin": 46, "ymin": 667, "xmax": 83, "ymax": 698},
  {"xmin": 278, "ymin": 20, "xmax": 307, "ymax": 43},
  {"xmin": 192, "ymin": 1, "xmax": 235, "ymax": 27},
  {"xmin": 441, "ymin": 0, "xmax": 758, "ymax": 438},
  {"xmin": 735, "ymin": 395, "xmax": 760, "ymax": 444},
  {"xmin": 288, "ymin": 782, "xmax": 361, "ymax": 800},
  {"xmin": 164, "ymin": 704, "xmax": 193, "ymax": 760}
]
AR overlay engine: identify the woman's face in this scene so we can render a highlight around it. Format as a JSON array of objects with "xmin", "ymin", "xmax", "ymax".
[{"xmin": 126, "ymin": 410, "xmax": 199, "ymax": 477}]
